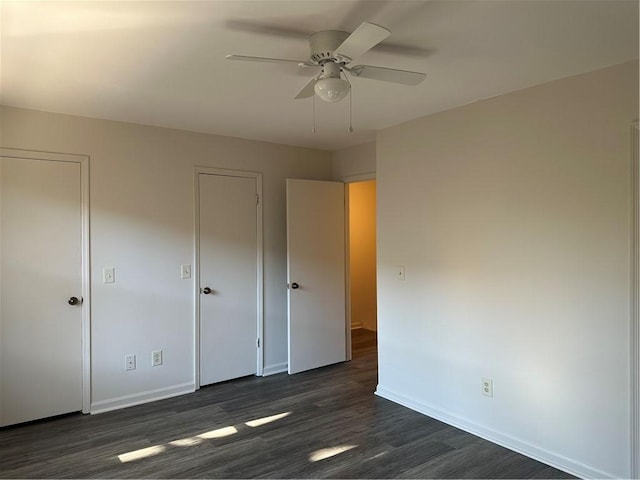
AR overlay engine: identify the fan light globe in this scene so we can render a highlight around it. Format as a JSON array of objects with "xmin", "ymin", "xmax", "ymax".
[{"xmin": 314, "ymin": 77, "xmax": 350, "ymax": 103}]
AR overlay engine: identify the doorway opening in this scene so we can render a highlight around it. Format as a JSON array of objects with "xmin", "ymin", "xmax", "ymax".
[{"xmin": 347, "ymin": 179, "xmax": 377, "ymax": 359}]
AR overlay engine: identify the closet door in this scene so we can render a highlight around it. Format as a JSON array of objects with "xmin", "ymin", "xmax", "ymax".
[
  {"xmin": 198, "ymin": 172, "xmax": 259, "ymax": 385},
  {"xmin": 1, "ymin": 155, "xmax": 83, "ymax": 426}
]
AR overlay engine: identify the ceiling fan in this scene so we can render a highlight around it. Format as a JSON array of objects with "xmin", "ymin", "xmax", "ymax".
[{"xmin": 226, "ymin": 21, "xmax": 426, "ymax": 104}]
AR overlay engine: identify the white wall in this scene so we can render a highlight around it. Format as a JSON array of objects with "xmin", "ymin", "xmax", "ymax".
[
  {"xmin": 376, "ymin": 60, "xmax": 638, "ymax": 479},
  {"xmin": 0, "ymin": 106, "xmax": 333, "ymax": 410},
  {"xmin": 332, "ymin": 141, "xmax": 376, "ymax": 180}
]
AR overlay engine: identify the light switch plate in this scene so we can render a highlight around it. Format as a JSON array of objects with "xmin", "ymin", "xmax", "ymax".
[
  {"xmin": 181, "ymin": 264, "xmax": 191, "ymax": 279},
  {"xmin": 397, "ymin": 266, "xmax": 406, "ymax": 281},
  {"xmin": 103, "ymin": 267, "xmax": 115, "ymax": 284}
]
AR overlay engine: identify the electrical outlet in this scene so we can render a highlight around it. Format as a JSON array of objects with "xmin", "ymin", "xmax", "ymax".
[
  {"xmin": 152, "ymin": 350, "xmax": 163, "ymax": 366},
  {"xmin": 125, "ymin": 354, "xmax": 136, "ymax": 371},
  {"xmin": 482, "ymin": 377, "xmax": 493, "ymax": 397}
]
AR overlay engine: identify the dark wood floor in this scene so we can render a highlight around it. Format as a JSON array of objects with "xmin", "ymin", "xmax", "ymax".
[{"xmin": 0, "ymin": 329, "xmax": 574, "ymax": 479}]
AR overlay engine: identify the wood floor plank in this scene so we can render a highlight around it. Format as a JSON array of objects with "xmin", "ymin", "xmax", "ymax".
[{"xmin": 0, "ymin": 329, "xmax": 574, "ymax": 479}]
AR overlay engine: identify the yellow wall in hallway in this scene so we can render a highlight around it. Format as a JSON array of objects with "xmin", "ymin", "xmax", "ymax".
[{"xmin": 349, "ymin": 180, "xmax": 377, "ymax": 331}]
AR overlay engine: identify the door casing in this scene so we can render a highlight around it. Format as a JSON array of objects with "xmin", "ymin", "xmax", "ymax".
[
  {"xmin": 630, "ymin": 121, "xmax": 639, "ymax": 479},
  {"xmin": 194, "ymin": 167, "xmax": 263, "ymax": 388},
  {"xmin": 0, "ymin": 147, "xmax": 91, "ymax": 415}
]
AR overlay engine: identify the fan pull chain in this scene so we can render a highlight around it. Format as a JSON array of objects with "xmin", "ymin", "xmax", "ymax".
[
  {"xmin": 349, "ymin": 89, "xmax": 353, "ymax": 133},
  {"xmin": 312, "ymin": 93, "xmax": 317, "ymax": 134},
  {"xmin": 344, "ymin": 71, "xmax": 354, "ymax": 133}
]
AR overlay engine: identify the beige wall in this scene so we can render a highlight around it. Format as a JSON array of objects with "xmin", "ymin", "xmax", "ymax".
[
  {"xmin": 0, "ymin": 106, "xmax": 333, "ymax": 410},
  {"xmin": 348, "ymin": 180, "xmax": 377, "ymax": 331},
  {"xmin": 333, "ymin": 141, "xmax": 376, "ymax": 180},
  {"xmin": 376, "ymin": 60, "xmax": 639, "ymax": 478}
]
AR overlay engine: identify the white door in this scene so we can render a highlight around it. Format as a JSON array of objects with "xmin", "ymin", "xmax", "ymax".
[
  {"xmin": 287, "ymin": 179, "xmax": 346, "ymax": 374},
  {"xmin": 0, "ymin": 156, "xmax": 83, "ymax": 426},
  {"xmin": 198, "ymin": 173, "xmax": 259, "ymax": 386}
]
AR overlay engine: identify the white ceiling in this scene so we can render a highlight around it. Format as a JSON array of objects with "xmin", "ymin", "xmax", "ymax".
[{"xmin": 1, "ymin": 0, "xmax": 638, "ymax": 151}]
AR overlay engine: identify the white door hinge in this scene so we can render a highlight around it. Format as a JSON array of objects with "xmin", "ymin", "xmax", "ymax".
[
  {"xmin": 256, "ymin": 194, "xmax": 260, "ymax": 205},
  {"xmin": 256, "ymin": 338, "xmax": 260, "ymax": 348}
]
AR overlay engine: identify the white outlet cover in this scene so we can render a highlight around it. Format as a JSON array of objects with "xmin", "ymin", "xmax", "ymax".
[
  {"xmin": 152, "ymin": 350, "xmax": 163, "ymax": 366},
  {"xmin": 125, "ymin": 354, "xmax": 136, "ymax": 371},
  {"xmin": 482, "ymin": 378, "xmax": 493, "ymax": 397}
]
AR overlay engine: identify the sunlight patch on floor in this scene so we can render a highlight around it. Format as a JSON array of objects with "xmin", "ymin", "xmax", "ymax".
[
  {"xmin": 369, "ymin": 451, "xmax": 388, "ymax": 460},
  {"xmin": 245, "ymin": 411, "xmax": 291, "ymax": 427},
  {"xmin": 169, "ymin": 437, "xmax": 203, "ymax": 447},
  {"xmin": 118, "ymin": 445, "xmax": 166, "ymax": 463},
  {"xmin": 117, "ymin": 411, "xmax": 291, "ymax": 463},
  {"xmin": 197, "ymin": 425, "xmax": 238, "ymax": 439},
  {"xmin": 309, "ymin": 445, "xmax": 357, "ymax": 462}
]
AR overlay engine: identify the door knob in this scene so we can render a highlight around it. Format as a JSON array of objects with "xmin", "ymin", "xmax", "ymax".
[
  {"xmin": 68, "ymin": 296, "xmax": 81, "ymax": 306},
  {"xmin": 290, "ymin": 282, "xmax": 299, "ymax": 289},
  {"xmin": 202, "ymin": 287, "xmax": 212, "ymax": 295}
]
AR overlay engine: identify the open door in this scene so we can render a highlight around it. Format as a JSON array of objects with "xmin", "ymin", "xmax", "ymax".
[{"xmin": 286, "ymin": 179, "xmax": 346, "ymax": 374}]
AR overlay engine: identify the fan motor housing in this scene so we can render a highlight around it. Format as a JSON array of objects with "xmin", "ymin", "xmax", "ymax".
[{"xmin": 309, "ymin": 30, "xmax": 351, "ymax": 64}]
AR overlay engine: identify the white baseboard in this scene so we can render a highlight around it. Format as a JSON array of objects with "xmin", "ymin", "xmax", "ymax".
[
  {"xmin": 351, "ymin": 322, "xmax": 363, "ymax": 330},
  {"xmin": 262, "ymin": 362, "xmax": 287, "ymax": 376},
  {"xmin": 375, "ymin": 385, "xmax": 616, "ymax": 480},
  {"xmin": 90, "ymin": 382, "xmax": 195, "ymax": 414}
]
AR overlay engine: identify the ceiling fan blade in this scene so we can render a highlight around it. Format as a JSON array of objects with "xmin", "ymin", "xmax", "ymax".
[
  {"xmin": 294, "ymin": 76, "xmax": 319, "ymax": 99},
  {"xmin": 346, "ymin": 65, "xmax": 426, "ymax": 86},
  {"xmin": 335, "ymin": 22, "xmax": 390, "ymax": 61},
  {"xmin": 226, "ymin": 55, "xmax": 315, "ymax": 67}
]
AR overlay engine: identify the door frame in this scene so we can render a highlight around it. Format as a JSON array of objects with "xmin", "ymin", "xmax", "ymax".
[
  {"xmin": 0, "ymin": 147, "xmax": 91, "ymax": 414},
  {"xmin": 631, "ymin": 121, "xmax": 639, "ymax": 479},
  {"xmin": 340, "ymin": 172, "xmax": 376, "ymax": 362},
  {"xmin": 193, "ymin": 167, "xmax": 263, "ymax": 388}
]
